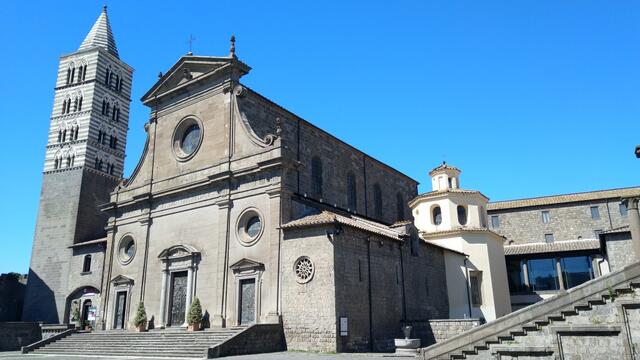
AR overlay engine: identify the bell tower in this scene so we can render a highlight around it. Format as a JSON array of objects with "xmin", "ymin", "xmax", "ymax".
[{"xmin": 23, "ymin": 6, "xmax": 133, "ymax": 323}]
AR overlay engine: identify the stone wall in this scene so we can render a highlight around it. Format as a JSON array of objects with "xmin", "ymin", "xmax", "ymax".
[
  {"xmin": 0, "ymin": 273, "xmax": 27, "ymax": 322},
  {"xmin": 0, "ymin": 323, "xmax": 41, "ymax": 351},
  {"xmin": 604, "ymin": 231, "xmax": 634, "ymax": 272},
  {"xmin": 488, "ymin": 199, "xmax": 629, "ymax": 245},
  {"xmin": 408, "ymin": 319, "xmax": 480, "ymax": 347},
  {"xmin": 281, "ymin": 224, "xmax": 450, "ymax": 353},
  {"xmin": 207, "ymin": 324, "xmax": 285, "ymax": 358},
  {"xmin": 281, "ymin": 227, "xmax": 337, "ymax": 352}
]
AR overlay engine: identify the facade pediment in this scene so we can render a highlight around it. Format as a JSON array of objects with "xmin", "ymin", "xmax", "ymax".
[{"xmin": 141, "ymin": 56, "xmax": 251, "ymax": 105}]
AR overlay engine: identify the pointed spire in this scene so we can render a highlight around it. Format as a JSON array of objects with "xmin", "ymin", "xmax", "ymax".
[{"xmin": 78, "ymin": 6, "xmax": 119, "ymax": 58}]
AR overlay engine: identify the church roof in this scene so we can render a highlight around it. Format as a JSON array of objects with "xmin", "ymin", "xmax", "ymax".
[
  {"xmin": 78, "ymin": 6, "xmax": 119, "ymax": 58},
  {"xmin": 282, "ymin": 211, "xmax": 404, "ymax": 241},
  {"xmin": 428, "ymin": 162, "xmax": 461, "ymax": 176},
  {"xmin": 488, "ymin": 186, "xmax": 640, "ymax": 211},
  {"xmin": 504, "ymin": 238, "xmax": 601, "ymax": 256}
]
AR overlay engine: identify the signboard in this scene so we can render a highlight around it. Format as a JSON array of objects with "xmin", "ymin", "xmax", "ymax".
[
  {"xmin": 339, "ymin": 317, "xmax": 348, "ymax": 336},
  {"xmin": 87, "ymin": 306, "xmax": 97, "ymax": 321}
]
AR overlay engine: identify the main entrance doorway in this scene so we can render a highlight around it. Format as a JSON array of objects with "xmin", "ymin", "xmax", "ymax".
[
  {"xmin": 114, "ymin": 291, "xmax": 127, "ymax": 329},
  {"xmin": 168, "ymin": 271, "xmax": 188, "ymax": 326},
  {"xmin": 238, "ymin": 278, "xmax": 256, "ymax": 325}
]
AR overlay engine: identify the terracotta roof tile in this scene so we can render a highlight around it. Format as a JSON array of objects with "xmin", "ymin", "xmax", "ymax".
[
  {"xmin": 281, "ymin": 211, "xmax": 403, "ymax": 240},
  {"xmin": 504, "ymin": 239, "xmax": 601, "ymax": 256},
  {"xmin": 488, "ymin": 187, "xmax": 640, "ymax": 211}
]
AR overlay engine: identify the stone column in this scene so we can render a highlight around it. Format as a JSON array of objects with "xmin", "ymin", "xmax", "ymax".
[
  {"xmin": 158, "ymin": 269, "xmax": 168, "ymax": 328},
  {"xmin": 624, "ymin": 198, "xmax": 640, "ymax": 262},
  {"xmin": 522, "ymin": 261, "xmax": 530, "ymax": 290},
  {"xmin": 184, "ymin": 266, "xmax": 194, "ymax": 326},
  {"xmin": 556, "ymin": 258, "xmax": 565, "ymax": 291}
]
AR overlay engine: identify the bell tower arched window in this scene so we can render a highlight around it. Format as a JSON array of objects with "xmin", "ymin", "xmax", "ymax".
[
  {"xmin": 457, "ymin": 205, "xmax": 467, "ymax": 225},
  {"xmin": 82, "ymin": 255, "xmax": 92, "ymax": 273}
]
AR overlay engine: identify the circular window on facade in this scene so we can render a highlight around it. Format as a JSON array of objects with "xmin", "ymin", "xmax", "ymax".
[
  {"xmin": 172, "ymin": 117, "xmax": 203, "ymax": 161},
  {"xmin": 236, "ymin": 208, "xmax": 264, "ymax": 246},
  {"xmin": 294, "ymin": 256, "xmax": 314, "ymax": 284},
  {"xmin": 118, "ymin": 235, "xmax": 136, "ymax": 265}
]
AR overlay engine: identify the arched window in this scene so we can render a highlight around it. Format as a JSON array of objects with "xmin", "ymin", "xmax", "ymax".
[
  {"xmin": 110, "ymin": 163, "xmax": 115, "ymax": 175},
  {"xmin": 54, "ymin": 158, "xmax": 59, "ymax": 169},
  {"xmin": 98, "ymin": 159, "xmax": 103, "ymax": 171},
  {"xmin": 70, "ymin": 67, "xmax": 75, "ymax": 84},
  {"xmin": 457, "ymin": 205, "xmax": 467, "ymax": 225},
  {"xmin": 69, "ymin": 127, "xmax": 74, "ymax": 141},
  {"xmin": 105, "ymin": 102, "xmax": 110, "ymax": 117},
  {"xmin": 97, "ymin": 130, "xmax": 102, "ymax": 144},
  {"xmin": 373, "ymin": 183, "xmax": 383, "ymax": 219},
  {"xmin": 66, "ymin": 156, "xmax": 71, "ymax": 167},
  {"xmin": 432, "ymin": 206, "xmax": 442, "ymax": 225},
  {"xmin": 311, "ymin": 156, "xmax": 323, "ymax": 198},
  {"xmin": 101, "ymin": 100, "xmax": 106, "ymax": 115},
  {"xmin": 82, "ymin": 255, "xmax": 92, "ymax": 273},
  {"xmin": 347, "ymin": 172, "xmax": 357, "ymax": 211},
  {"xmin": 66, "ymin": 68, "xmax": 72, "ymax": 85},
  {"xmin": 71, "ymin": 155, "xmax": 75, "ymax": 167},
  {"xmin": 104, "ymin": 68, "xmax": 110, "ymax": 86},
  {"xmin": 78, "ymin": 96, "xmax": 83, "ymax": 111},
  {"xmin": 95, "ymin": 157, "xmax": 99, "ymax": 170},
  {"xmin": 74, "ymin": 126, "xmax": 79, "ymax": 140},
  {"xmin": 62, "ymin": 130, "xmax": 67, "ymax": 142},
  {"xmin": 396, "ymin": 193, "xmax": 405, "ymax": 220},
  {"xmin": 113, "ymin": 136, "xmax": 118, "ymax": 149},
  {"xmin": 58, "ymin": 130, "xmax": 63, "ymax": 142},
  {"xmin": 82, "ymin": 65, "xmax": 87, "ymax": 81}
]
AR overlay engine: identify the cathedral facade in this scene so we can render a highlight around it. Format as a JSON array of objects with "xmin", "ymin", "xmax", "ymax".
[{"xmin": 24, "ymin": 8, "xmax": 511, "ymax": 352}]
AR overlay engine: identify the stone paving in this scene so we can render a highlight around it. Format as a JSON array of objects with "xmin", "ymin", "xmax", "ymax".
[{"xmin": 0, "ymin": 351, "xmax": 408, "ymax": 360}]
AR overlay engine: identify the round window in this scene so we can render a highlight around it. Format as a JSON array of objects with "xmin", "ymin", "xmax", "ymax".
[
  {"xmin": 118, "ymin": 235, "xmax": 136, "ymax": 265},
  {"xmin": 294, "ymin": 256, "xmax": 315, "ymax": 284},
  {"xmin": 172, "ymin": 117, "xmax": 203, "ymax": 161},
  {"xmin": 180, "ymin": 124, "xmax": 201, "ymax": 155},
  {"xmin": 236, "ymin": 209, "xmax": 264, "ymax": 246},
  {"xmin": 245, "ymin": 216, "xmax": 262, "ymax": 238}
]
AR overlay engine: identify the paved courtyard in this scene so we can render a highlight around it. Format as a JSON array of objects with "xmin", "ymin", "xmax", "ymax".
[{"xmin": 0, "ymin": 352, "xmax": 411, "ymax": 360}]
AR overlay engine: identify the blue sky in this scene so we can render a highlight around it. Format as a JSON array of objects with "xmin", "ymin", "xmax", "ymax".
[{"xmin": 0, "ymin": 1, "xmax": 638, "ymax": 274}]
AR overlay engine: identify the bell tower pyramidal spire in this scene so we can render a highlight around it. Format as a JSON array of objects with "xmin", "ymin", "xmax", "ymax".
[{"xmin": 22, "ymin": 6, "xmax": 134, "ymax": 323}]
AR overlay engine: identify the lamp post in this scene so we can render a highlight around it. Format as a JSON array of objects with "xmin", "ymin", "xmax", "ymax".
[{"xmin": 627, "ymin": 145, "xmax": 640, "ymax": 260}]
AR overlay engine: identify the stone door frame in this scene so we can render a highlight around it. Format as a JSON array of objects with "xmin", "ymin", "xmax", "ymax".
[
  {"xmin": 230, "ymin": 258, "xmax": 264, "ymax": 326},
  {"xmin": 158, "ymin": 245, "xmax": 200, "ymax": 328},
  {"xmin": 108, "ymin": 275, "xmax": 134, "ymax": 330}
]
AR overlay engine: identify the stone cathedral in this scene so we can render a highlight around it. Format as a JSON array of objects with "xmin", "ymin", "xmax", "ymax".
[{"xmin": 23, "ymin": 7, "xmax": 511, "ymax": 353}]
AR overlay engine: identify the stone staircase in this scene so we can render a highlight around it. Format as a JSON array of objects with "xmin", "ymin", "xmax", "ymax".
[
  {"xmin": 421, "ymin": 261, "xmax": 640, "ymax": 359},
  {"xmin": 29, "ymin": 327, "xmax": 247, "ymax": 358}
]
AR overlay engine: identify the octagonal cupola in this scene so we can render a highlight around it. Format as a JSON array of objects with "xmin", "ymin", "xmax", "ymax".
[
  {"xmin": 429, "ymin": 161, "xmax": 461, "ymax": 191},
  {"xmin": 409, "ymin": 163, "xmax": 489, "ymax": 235}
]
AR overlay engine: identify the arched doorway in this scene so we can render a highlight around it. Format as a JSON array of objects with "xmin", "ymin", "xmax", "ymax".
[
  {"xmin": 65, "ymin": 286, "xmax": 100, "ymax": 327},
  {"xmin": 82, "ymin": 299, "xmax": 93, "ymax": 327}
]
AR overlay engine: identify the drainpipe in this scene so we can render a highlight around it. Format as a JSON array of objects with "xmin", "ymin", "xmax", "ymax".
[{"xmin": 463, "ymin": 256, "xmax": 472, "ymax": 318}]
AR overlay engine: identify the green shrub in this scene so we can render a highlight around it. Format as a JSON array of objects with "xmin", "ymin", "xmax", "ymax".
[
  {"xmin": 133, "ymin": 302, "xmax": 147, "ymax": 327},
  {"xmin": 71, "ymin": 304, "xmax": 80, "ymax": 322},
  {"xmin": 187, "ymin": 297, "xmax": 203, "ymax": 325}
]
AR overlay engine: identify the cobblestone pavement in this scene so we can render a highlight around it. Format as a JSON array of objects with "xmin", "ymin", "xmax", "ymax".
[{"xmin": 0, "ymin": 352, "xmax": 411, "ymax": 360}]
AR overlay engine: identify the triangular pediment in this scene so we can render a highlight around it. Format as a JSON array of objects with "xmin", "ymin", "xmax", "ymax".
[
  {"xmin": 111, "ymin": 274, "xmax": 134, "ymax": 285},
  {"xmin": 141, "ymin": 56, "xmax": 251, "ymax": 104},
  {"xmin": 230, "ymin": 258, "xmax": 264, "ymax": 271}
]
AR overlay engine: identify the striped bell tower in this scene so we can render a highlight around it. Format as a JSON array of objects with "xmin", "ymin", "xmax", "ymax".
[{"xmin": 23, "ymin": 6, "xmax": 133, "ymax": 323}]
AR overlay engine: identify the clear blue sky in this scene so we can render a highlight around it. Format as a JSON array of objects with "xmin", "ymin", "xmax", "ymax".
[{"xmin": 0, "ymin": 0, "xmax": 638, "ymax": 274}]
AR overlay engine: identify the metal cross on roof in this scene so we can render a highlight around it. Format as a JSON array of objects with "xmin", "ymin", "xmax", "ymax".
[{"xmin": 187, "ymin": 34, "xmax": 196, "ymax": 55}]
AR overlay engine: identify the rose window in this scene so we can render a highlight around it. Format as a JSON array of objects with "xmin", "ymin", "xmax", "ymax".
[{"xmin": 294, "ymin": 257, "xmax": 314, "ymax": 284}]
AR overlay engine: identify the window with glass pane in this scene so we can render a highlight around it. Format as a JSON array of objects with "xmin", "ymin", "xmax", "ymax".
[
  {"xmin": 506, "ymin": 258, "xmax": 526, "ymax": 293},
  {"xmin": 491, "ymin": 215, "xmax": 499, "ymax": 228},
  {"xmin": 620, "ymin": 203, "xmax": 628, "ymax": 217},
  {"xmin": 527, "ymin": 258, "xmax": 559, "ymax": 291},
  {"xmin": 544, "ymin": 233, "xmax": 554, "ymax": 243},
  {"xmin": 561, "ymin": 256, "xmax": 593, "ymax": 289},
  {"xmin": 541, "ymin": 211, "xmax": 550, "ymax": 224},
  {"xmin": 590, "ymin": 206, "xmax": 600, "ymax": 220},
  {"xmin": 470, "ymin": 272, "xmax": 482, "ymax": 306}
]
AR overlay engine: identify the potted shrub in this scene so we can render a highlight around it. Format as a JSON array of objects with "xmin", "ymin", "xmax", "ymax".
[
  {"xmin": 187, "ymin": 297, "xmax": 203, "ymax": 331},
  {"xmin": 70, "ymin": 305, "xmax": 81, "ymax": 329},
  {"xmin": 84, "ymin": 320, "xmax": 93, "ymax": 331},
  {"xmin": 133, "ymin": 302, "xmax": 148, "ymax": 332}
]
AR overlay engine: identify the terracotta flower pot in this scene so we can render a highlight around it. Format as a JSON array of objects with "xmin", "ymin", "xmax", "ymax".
[
  {"xmin": 187, "ymin": 322, "xmax": 200, "ymax": 332},
  {"xmin": 136, "ymin": 323, "xmax": 147, "ymax": 332}
]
